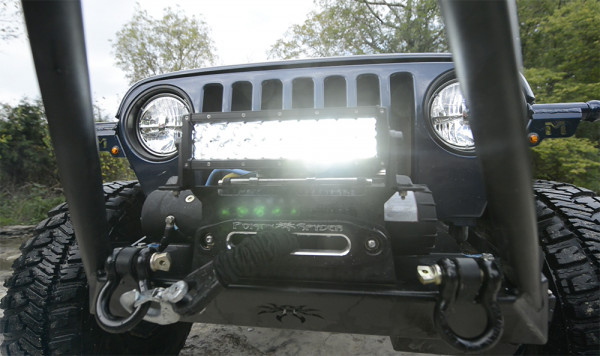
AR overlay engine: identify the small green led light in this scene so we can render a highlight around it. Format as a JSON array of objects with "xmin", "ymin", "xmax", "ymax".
[
  {"xmin": 237, "ymin": 206, "xmax": 249, "ymax": 217},
  {"xmin": 290, "ymin": 208, "xmax": 298, "ymax": 216},
  {"xmin": 271, "ymin": 207, "xmax": 281, "ymax": 216},
  {"xmin": 220, "ymin": 208, "xmax": 230, "ymax": 217},
  {"xmin": 254, "ymin": 206, "xmax": 265, "ymax": 217}
]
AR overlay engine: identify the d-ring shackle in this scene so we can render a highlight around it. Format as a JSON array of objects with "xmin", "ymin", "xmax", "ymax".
[
  {"xmin": 434, "ymin": 257, "xmax": 503, "ymax": 352},
  {"xmin": 95, "ymin": 247, "xmax": 154, "ymax": 333}
]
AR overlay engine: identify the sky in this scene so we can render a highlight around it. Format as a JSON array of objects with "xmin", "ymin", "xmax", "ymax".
[{"xmin": 0, "ymin": 0, "xmax": 315, "ymax": 118}]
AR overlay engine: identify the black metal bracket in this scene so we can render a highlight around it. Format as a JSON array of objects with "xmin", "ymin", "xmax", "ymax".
[
  {"xmin": 433, "ymin": 257, "xmax": 503, "ymax": 353},
  {"xmin": 526, "ymin": 100, "xmax": 600, "ymax": 146},
  {"xmin": 393, "ymin": 175, "xmax": 430, "ymax": 194}
]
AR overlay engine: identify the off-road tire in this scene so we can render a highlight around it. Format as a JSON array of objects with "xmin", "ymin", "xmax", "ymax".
[
  {"xmin": 0, "ymin": 181, "xmax": 192, "ymax": 355},
  {"xmin": 533, "ymin": 180, "xmax": 600, "ymax": 354}
]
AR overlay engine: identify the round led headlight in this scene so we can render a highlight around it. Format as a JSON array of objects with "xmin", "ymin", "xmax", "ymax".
[
  {"xmin": 137, "ymin": 94, "xmax": 189, "ymax": 157},
  {"xmin": 429, "ymin": 81, "xmax": 474, "ymax": 152}
]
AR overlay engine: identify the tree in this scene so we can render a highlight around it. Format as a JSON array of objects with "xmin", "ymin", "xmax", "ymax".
[
  {"xmin": 113, "ymin": 6, "xmax": 217, "ymax": 85},
  {"xmin": 517, "ymin": 0, "xmax": 600, "ymax": 192},
  {"xmin": 0, "ymin": 0, "xmax": 22, "ymax": 41},
  {"xmin": 269, "ymin": 0, "xmax": 446, "ymax": 59},
  {"xmin": 0, "ymin": 100, "xmax": 58, "ymax": 186},
  {"xmin": 531, "ymin": 138, "xmax": 600, "ymax": 193},
  {"xmin": 518, "ymin": 0, "xmax": 600, "ymax": 103}
]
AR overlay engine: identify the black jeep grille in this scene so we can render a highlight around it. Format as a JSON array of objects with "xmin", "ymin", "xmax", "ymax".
[{"xmin": 199, "ymin": 72, "xmax": 406, "ymax": 114}]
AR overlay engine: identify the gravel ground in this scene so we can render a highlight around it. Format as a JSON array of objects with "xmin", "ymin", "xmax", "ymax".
[{"xmin": 0, "ymin": 228, "xmax": 411, "ymax": 355}]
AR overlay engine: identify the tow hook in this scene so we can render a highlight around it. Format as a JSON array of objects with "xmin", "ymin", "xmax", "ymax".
[
  {"xmin": 120, "ymin": 281, "xmax": 189, "ymax": 325},
  {"xmin": 95, "ymin": 246, "xmax": 155, "ymax": 333},
  {"xmin": 97, "ymin": 230, "xmax": 299, "ymax": 332},
  {"xmin": 417, "ymin": 257, "xmax": 503, "ymax": 353}
]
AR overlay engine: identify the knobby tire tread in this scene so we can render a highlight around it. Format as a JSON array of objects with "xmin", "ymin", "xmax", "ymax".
[
  {"xmin": 0, "ymin": 181, "xmax": 190, "ymax": 355},
  {"xmin": 533, "ymin": 180, "xmax": 600, "ymax": 354}
]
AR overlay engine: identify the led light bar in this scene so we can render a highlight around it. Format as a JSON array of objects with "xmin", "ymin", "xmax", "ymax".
[{"xmin": 192, "ymin": 117, "xmax": 378, "ymax": 164}]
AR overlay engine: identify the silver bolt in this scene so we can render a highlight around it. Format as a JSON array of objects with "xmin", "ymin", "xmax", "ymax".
[
  {"xmin": 165, "ymin": 281, "xmax": 188, "ymax": 303},
  {"xmin": 207, "ymin": 114, "xmax": 212, "ymax": 119},
  {"xmin": 365, "ymin": 238, "xmax": 379, "ymax": 252},
  {"xmin": 417, "ymin": 264, "xmax": 443, "ymax": 285},
  {"xmin": 149, "ymin": 252, "xmax": 172, "ymax": 272},
  {"xmin": 165, "ymin": 215, "xmax": 175, "ymax": 225},
  {"xmin": 241, "ymin": 113, "xmax": 246, "ymax": 118},
  {"xmin": 204, "ymin": 234, "xmax": 214, "ymax": 246},
  {"xmin": 185, "ymin": 195, "xmax": 195, "ymax": 203},
  {"xmin": 481, "ymin": 253, "xmax": 494, "ymax": 261}
]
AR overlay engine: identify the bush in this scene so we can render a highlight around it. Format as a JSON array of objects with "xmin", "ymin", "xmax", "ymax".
[
  {"xmin": 0, "ymin": 101, "xmax": 58, "ymax": 186},
  {"xmin": 532, "ymin": 137, "xmax": 600, "ymax": 193},
  {"xmin": 100, "ymin": 152, "xmax": 136, "ymax": 182},
  {"xmin": 0, "ymin": 183, "xmax": 64, "ymax": 226}
]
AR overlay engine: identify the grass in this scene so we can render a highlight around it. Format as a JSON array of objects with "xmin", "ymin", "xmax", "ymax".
[{"xmin": 0, "ymin": 183, "xmax": 64, "ymax": 226}]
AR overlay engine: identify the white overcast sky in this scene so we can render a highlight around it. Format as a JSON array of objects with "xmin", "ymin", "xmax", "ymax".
[{"xmin": 0, "ymin": 0, "xmax": 315, "ymax": 117}]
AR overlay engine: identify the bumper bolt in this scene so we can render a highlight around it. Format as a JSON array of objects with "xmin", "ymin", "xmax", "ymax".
[
  {"xmin": 417, "ymin": 264, "xmax": 443, "ymax": 285},
  {"xmin": 365, "ymin": 238, "xmax": 379, "ymax": 252},
  {"xmin": 149, "ymin": 252, "xmax": 171, "ymax": 272},
  {"xmin": 164, "ymin": 281, "xmax": 188, "ymax": 303}
]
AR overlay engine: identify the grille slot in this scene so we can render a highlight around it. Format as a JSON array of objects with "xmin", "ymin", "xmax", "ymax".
[
  {"xmin": 261, "ymin": 79, "xmax": 282, "ymax": 110},
  {"xmin": 324, "ymin": 75, "xmax": 347, "ymax": 107},
  {"xmin": 292, "ymin": 77, "xmax": 314, "ymax": 109},
  {"xmin": 202, "ymin": 83, "xmax": 223, "ymax": 112},
  {"xmin": 231, "ymin": 81, "xmax": 252, "ymax": 111},
  {"xmin": 357, "ymin": 74, "xmax": 380, "ymax": 106}
]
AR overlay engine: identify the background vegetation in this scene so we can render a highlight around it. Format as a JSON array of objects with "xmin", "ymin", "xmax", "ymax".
[
  {"xmin": 518, "ymin": 0, "xmax": 599, "ymax": 192},
  {"xmin": 0, "ymin": 100, "xmax": 135, "ymax": 225},
  {"xmin": 112, "ymin": 5, "xmax": 217, "ymax": 85},
  {"xmin": 0, "ymin": 0, "xmax": 598, "ymax": 226}
]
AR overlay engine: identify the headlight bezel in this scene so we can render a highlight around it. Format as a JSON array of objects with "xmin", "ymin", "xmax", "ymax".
[
  {"xmin": 425, "ymin": 72, "xmax": 475, "ymax": 155},
  {"xmin": 123, "ymin": 86, "xmax": 193, "ymax": 161}
]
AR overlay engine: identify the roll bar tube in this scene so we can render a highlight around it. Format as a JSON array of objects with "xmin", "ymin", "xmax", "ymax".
[
  {"xmin": 21, "ymin": 0, "xmax": 110, "ymax": 304},
  {"xmin": 439, "ymin": 0, "xmax": 544, "ymax": 309}
]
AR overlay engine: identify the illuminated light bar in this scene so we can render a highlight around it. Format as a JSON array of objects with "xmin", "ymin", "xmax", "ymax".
[{"xmin": 192, "ymin": 118, "xmax": 378, "ymax": 163}]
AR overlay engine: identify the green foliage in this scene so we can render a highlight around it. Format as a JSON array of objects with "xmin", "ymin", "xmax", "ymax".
[
  {"xmin": 113, "ymin": 5, "xmax": 217, "ymax": 85},
  {"xmin": 520, "ymin": 0, "xmax": 599, "ymax": 85},
  {"xmin": 0, "ymin": 100, "xmax": 137, "ymax": 226},
  {"xmin": 519, "ymin": 0, "xmax": 600, "ymax": 191},
  {"xmin": 532, "ymin": 138, "xmax": 600, "ymax": 193},
  {"xmin": 269, "ymin": 0, "xmax": 446, "ymax": 59},
  {"xmin": 99, "ymin": 152, "xmax": 136, "ymax": 182},
  {"xmin": 0, "ymin": 183, "xmax": 64, "ymax": 226},
  {"xmin": 0, "ymin": 100, "xmax": 59, "ymax": 186},
  {"xmin": 575, "ymin": 120, "xmax": 600, "ymax": 144},
  {"xmin": 519, "ymin": 0, "xmax": 600, "ymax": 104}
]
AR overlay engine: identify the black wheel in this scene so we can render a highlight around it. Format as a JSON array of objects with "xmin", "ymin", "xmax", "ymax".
[
  {"xmin": 532, "ymin": 180, "xmax": 600, "ymax": 354},
  {"xmin": 0, "ymin": 181, "xmax": 191, "ymax": 355}
]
